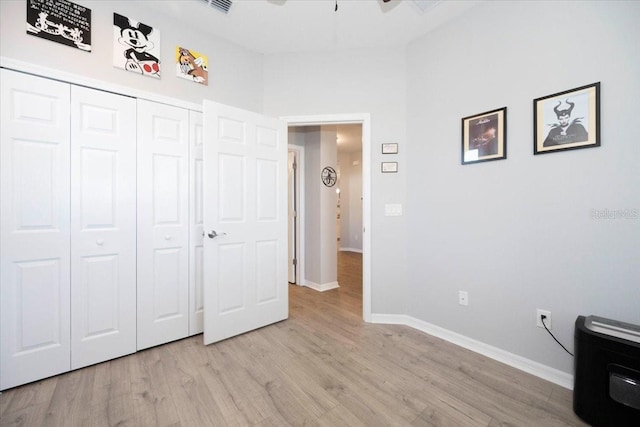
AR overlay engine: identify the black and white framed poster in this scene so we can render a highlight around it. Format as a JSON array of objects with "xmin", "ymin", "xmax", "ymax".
[
  {"xmin": 26, "ymin": 0, "xmax": 91, "ymax": 52},
  {"xmin": 533, "ymin": 82, "xmax": 600, "ymax": 155},
  {"xmin": 113, "ymin": 13, "xmax": 161, "ymax": 79}
]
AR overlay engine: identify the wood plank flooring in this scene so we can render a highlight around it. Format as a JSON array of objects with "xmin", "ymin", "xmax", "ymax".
[{"xmin": 0, "ymin": 251, "xmax": 588, "ymax": 426}]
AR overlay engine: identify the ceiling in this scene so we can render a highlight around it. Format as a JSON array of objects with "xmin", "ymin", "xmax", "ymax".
[{"xmin": 154, "ymin": 0, "xmax": 483, "ymax": 55}]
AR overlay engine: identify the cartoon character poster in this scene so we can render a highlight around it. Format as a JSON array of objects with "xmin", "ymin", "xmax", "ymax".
[
  {"xmin": 26, "ymin": 0, "xmax": 91, "ymax": 52},
  {"xmin": 113, "ymin": 13, "xmax": 160, "ymax": 78},
  {"xmin": 175, "ymin": 47, "xmax": 208, "ymax": 85}
]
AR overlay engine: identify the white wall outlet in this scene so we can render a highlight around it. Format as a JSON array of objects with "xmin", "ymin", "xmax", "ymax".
[
  {"xmin": 536, "ymin": 309, "xmax": 552, "ymax": 329},
  {"xmin": 458, "ymin": 291, "xmax": 469, "ymax": 306}
]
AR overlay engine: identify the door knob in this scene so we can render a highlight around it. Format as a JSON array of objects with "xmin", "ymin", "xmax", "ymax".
[{"xmin": 207, "ymin": 230, "xmax": 226, "ymax": 239}]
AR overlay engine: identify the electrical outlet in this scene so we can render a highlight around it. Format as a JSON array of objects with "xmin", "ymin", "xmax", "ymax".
[
  {"xmin": 537, "ymin": 309, "xmax": 552, "ymax": 329},
  {"xmin": 458, "ymin": 291, "xmax": 469, "ymax": 306}
]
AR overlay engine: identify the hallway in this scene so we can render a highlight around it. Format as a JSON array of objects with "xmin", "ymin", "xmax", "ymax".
[{"xmin": 289, "ymin": 251, "xmax": 362, "ymax": 324}]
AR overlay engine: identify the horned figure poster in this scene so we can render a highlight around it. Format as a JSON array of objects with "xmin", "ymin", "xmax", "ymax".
[
  {"xmin": 175, "ymin": 47, "xmax": 209, "ymax": 85},
  {"xmin": 26, "ymin": 0, "xmax": 91, "ymax": 52},
  {"xmin": 113, "ymin": 13, "xmax": 161, "ymax": 78}
]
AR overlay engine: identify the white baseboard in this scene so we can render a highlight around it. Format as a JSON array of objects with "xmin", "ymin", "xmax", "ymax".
[
  {"xmin": 304, "ymin": 280, "xmax": 340, "ymax": 292},
  {"xmin": 339, "ymin": 247, "xmax": 363, "ymax": 253},
  {"xmin": 371, "ymin": 313, "xmax": 574, "ymax": 390}
]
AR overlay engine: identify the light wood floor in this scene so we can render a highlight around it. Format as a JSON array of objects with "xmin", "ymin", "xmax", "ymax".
[{"xmin": 0, "ymin": 251, "xmax": 587, "ymax": 426}]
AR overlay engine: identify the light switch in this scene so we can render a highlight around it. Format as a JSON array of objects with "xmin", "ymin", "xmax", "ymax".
[{"xmin": 385, "ymin": 204, "xmax": 402, "ymax": 216}]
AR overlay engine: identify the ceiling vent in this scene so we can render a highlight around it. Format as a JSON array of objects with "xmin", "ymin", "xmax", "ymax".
[{"xmin": 202, "ymin": 0, "xmax": 233, "ymax": 14}]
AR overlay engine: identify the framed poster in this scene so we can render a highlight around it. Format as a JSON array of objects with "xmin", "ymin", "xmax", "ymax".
[
  {"xmin": 382, "ymin": 143, "xmax": 398, "ymax": 154},
  {"xmin": 534, "ymin": 82, "xmax": 600, "ymax": 155},
  {"xmin": 381, "ymin": 162, "xmax": 398, "ymax": 173},
  {"xmin": 176, "ymin": 47, "xmax": 208, "ymax": 85},
  {"xmin": 461, "ymin": 107, "xmax": 507, "ymax": 165},
  {"xmin": 113, "ymin": 13, "xmax": 161, "ymax": 78},
  {"xmin": 26, "ymin": 0, "xmax": 91, "ymax": 51}
]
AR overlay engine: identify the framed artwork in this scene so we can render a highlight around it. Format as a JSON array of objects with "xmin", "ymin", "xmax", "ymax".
[
  {"xmin": 26, "ymin": 0, "xmax": 91, "ymax": 52},
  {"xmin": 534, "ymin": 82, "xmax": 600, "ymax": 155},
  {"xmin": 382, "ymin": 143, "xmax": 398, "ymax": 154},
  {"xmin": 381, "ymin": 162, "xmax": 398, "ymax": 173},
  {"xmin": 113, "ymin": 13, "xmax": 161, "ymax": 78},
  {"xmin": 176, "ymin": 46, "xmax": 208, "ymax": 85},
  {"xmin": 461, "ymin": 107, "xmax": 507, "ymax": 165}
]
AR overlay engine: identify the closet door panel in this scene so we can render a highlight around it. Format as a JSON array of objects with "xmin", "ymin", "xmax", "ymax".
[
  {"xmin": 70, "ymin": 86, "xmax": 137, "ymax": 369},
  {"xmin": 1, "ymin": 69, "xmax": 71, "ymax": 390},
  {"xmin": 190, "ymin": 110, "xmax": 204, "ymax": 335},
  {"xmin": 137, "ymin": 100, "xmax": 189, "ymax": 350}
]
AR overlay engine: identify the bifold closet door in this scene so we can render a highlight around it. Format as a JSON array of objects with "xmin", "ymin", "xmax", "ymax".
[
  {"xmin": 189, "ymin": 110, "xmax": 205, "ymax": 335},
  {"xmin": 137, "ymin": 100, "xmax": 190, "ymax": 350},
  {"xmin": 70, "ymin": 86, "xmax": 137, "ymax": 369},
  {"xmin": 0, "ymin": 69, "xmax": 71, "ymax": 390}
]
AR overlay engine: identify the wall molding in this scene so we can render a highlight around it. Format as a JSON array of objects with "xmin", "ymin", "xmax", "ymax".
[
  {"xmin": 371, "ymin": 313, "xmax": 574, "ymax": 390},
  {"xmin": 1, "ymin": 57, "xmax": 201, "ymax": 112},
  {"xmin": 304, "ymin": 281, "xmax": 340, "ymax": 292}
]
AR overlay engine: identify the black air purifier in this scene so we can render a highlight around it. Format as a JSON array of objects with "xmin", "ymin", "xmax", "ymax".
[{"xmin": 574, "ymin": 315, "xmax": 640, "ymax": 426}]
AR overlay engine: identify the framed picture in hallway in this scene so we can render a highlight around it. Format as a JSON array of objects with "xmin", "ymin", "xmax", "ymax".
[
  {"xmin": 461, "ymin": 107, "xmax": 507, "ymax": 165},
  {"xmin": 534, "ymin": 82, "xmax": 600, "ymax": 155},
  {"xmin": 381, "ymin": 143, "xmax": 398, "ymax": 154}
]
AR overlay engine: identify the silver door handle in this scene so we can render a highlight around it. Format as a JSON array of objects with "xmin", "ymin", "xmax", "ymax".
[{"xmin": 207, "ymin": 230, "xmax": 226, "ymax": 239}]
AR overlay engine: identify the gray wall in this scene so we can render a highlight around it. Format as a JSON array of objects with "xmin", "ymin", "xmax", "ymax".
[
  {"xmin": 0, "ymin": 0, "xmax": 263, "ymax": 111},
  {"xmin": 300, "ymin": 127, "xmax": 338, "ymax": 287},
  {"xmin": 264, "ymin": 48, "xmax": 409, "ymax": 314},
  {"xmin": 405, "ymin": 0, "xmax": 640, "ymax": 374}
]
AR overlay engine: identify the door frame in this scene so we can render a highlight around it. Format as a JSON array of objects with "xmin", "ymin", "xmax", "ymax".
[
  {"xmin": 287, "ymin": 144, "xmax": 305, "ymax": 286},
  {"xmin": 282, "ymin": 114, "xmax": 371, "ymax": 323}
]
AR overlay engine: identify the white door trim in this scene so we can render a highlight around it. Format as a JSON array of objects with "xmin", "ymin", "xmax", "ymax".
[
  {"xmin": 281, "ymin": 114, "xmax": 371, "ymax": 323},
  {"xmin": 287, "ymin": 144, "xmax": 305, "ymax": 287}
]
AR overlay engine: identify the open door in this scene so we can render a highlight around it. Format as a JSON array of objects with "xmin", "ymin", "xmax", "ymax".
[{"xmin": 202, "ymin": 101, "xmax": 288, "ymax": 345}]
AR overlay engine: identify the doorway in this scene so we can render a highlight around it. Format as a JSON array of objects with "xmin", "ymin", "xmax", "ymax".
[{"xmin": 283, "ymin": 114, "xmax": 371, "ymax": 322}]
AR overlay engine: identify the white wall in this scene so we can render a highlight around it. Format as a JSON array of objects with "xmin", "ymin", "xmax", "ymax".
[
  {"xmin": 0, "ymin": 0, "xmax": 263, "ymax": 111},
  {"xmin": 264, "ymin": 48, "xmax": 408, "ymax": 313},
  {"xmin": 338, "ymin": 151, "xmax": 363, "ymax": 252},
  {"xmin": 405, "ymin": 0, "xmax": 640, "ymax": 375}
]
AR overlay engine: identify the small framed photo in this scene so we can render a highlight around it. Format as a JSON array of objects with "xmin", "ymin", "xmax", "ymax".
[
  {"xmin": 382, "ymin": 143, "xmax": 398, "ymax": 154},
  {"xmin": 534, "ymin": 82, "xmax": 600, "ymax": 155},
  {"xmin": 461, "ymin": 107, "xmax": 507, "ymax": 165},
  {"xmin": 381, "ymin": 162, "xmax": 398, "ymax": 173}
]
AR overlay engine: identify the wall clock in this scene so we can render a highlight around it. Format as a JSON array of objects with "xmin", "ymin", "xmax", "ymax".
[{"xmin": 321, "ymin": 166, "xmax": 337, "ymax": 187}]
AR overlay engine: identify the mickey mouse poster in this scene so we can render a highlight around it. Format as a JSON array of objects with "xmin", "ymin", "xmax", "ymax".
[{"xmin": 113, "ymin": 13, "xmax": 160, "ymax": 78}]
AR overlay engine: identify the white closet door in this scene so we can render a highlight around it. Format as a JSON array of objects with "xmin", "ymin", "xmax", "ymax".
[
  {"xmin": 0, "ymin": 69, "xmax": 71, "ymax": 390},
  {"xmin": 137, "ymin": 100, "xmax": 190, "ymax": 350},
  {"xmin": 70, "ymin": 86, "xmax": 137, "ymax": 369},
  {"xmin": 189, "ymin": 110, "xmax": 204, "ymax": 335}
]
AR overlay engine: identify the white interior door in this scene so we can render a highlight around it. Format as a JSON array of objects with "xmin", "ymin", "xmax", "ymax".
[
  {"xmin": 203, "ymin": 101, "xmax": 288, "ymax": 345},
  {"xmin": 189, "ymin": 110, "xmax": 204, "ymax": 335},
  {"xmin": 70, "ymin": 86, "xmax": 137, "ymax": 369},
  {"xmin": 137, "ymin": 100, "xmax": 190, "ymax": 350},
  {"xmin": 0, "ymin": 69, "xmax": 71, "ymax": 389}
]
